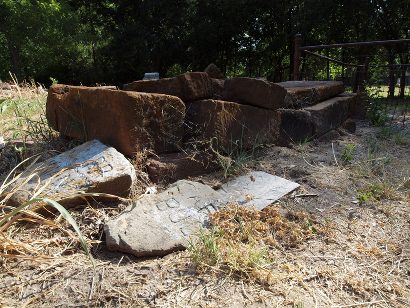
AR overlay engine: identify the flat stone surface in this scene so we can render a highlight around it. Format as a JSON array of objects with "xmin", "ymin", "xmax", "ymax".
[
  {"xmin": 105, "ymin": 171, "xmax": 299, "ymax": 257},
  {"xmin": 46, "ymin": 85, "xmax": 185, "ymax": 156},
  {"xmin": 8, "ymin": 140, "xmax": 136, "ymax": 207},
  {"xmin": 278, "ymin": 80, "xmax": 345, "ymax": 107},
  {"xmin": 220, "ymin": 171, "xmax": 300, "ymax": 210},
  {"xmin": 105, "ymin": 180, "xmax": 226, "ymax": 257}
]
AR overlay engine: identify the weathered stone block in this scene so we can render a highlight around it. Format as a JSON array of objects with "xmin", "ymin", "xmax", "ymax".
[
  {"xmin": 146, "ymin": 152, "xmax": 219, "ymax": 183},
  {"xmin": 277, "ymin": 109, "xmax": 315, "ymax": 145},
  {"xmin": 305, "ymin": 94, "xmax": 354, "ymax": 135},
  {"xmin": 46, "ymin": 85, "xmax": 185, "ymax": 156},
  {"xmin": 223, "ymin": 77, "xmax": 287, "ymax": 110},
  {"xmin": 278, "ymin": 80, "xmax": 345, "ymax": 107},
  {"xmin": 123, "ymin": 72, "xmax": 213, "ymax": 102},
  {"xmin": 105, "ymin": 171, "xmax": 300, "ymax": 257},
  {"xmin": 186, "ymin": 99, "xmax": 278, "ymax": 151},
  {"xmin": 8, "ymin": 140, "xmax": 136, "ymax": 207}
]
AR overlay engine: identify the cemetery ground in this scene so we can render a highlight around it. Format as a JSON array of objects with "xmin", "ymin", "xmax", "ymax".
[{"xmin": 0, "ymin": 84, "xmax": 409, "ymax": 307}]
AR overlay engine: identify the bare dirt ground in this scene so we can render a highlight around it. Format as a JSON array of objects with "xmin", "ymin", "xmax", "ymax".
[{"xmin": 0, "ymin": 87, "xmax": 409, "ymax": 307}]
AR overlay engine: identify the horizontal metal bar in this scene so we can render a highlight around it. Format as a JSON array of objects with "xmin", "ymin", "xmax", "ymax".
[
  {"xmin": 303, "ymin": 50, "xmax": 363, "ymax": 67},
  {"xmin": 368, "ymin": 63, "xmax": 410, "ymax": 68},
  {"xmin": 301, "ymin": 39, "xmax": 410, "ymax": 50}
]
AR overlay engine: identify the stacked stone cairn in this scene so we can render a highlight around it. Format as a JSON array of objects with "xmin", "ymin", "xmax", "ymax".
[{"xmin": 46, "ymin": 65, "xmax": 363, "ymax": 183}]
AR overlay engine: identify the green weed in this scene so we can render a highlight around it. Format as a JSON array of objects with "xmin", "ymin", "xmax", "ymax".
[
  {"xmin": 341, "ymin": 143, "xmax": 356, "ymax": 163},
  {"xmin": 367, "ymin": 100, "xmax": 389, "ymax": 126},
  {"xmin": 211, "ymin": 134, "xmax": 260, "ymax": 178},
  {"xmin": 188, "ymin": 228, "xmax": 222, "ymax": 266},
  {"xmin": 357, "ymin": 182, "xmax": 402, "ymax": 205}
]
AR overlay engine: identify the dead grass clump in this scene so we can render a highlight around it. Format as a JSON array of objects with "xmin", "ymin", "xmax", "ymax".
[
  {"xmin": 188, "ymin": 204, "xmax": 323, "ymax": 284},
  {"xmin": 210, "ymin": 203, "xmax": 322, "ymax": 248}
]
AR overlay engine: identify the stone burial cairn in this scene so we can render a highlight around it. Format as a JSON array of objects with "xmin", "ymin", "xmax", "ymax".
[{"xmin": 8, "ymin": 65, "xmax": 364, "ymax": 257}]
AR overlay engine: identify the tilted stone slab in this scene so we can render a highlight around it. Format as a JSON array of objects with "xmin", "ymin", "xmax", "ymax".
[
  {"xmin": 277, "ymin": 93, "xmax": 357, "ymax": 144},
  {"xmin": 186, "ymin": 99, "xmax": 278, "ymax": 151},
  {"xmin": 46, "ymin": 85, "xmax": 185, "ymax": 156},
  {"xmin": 123, "ymin": 72, "xmax": 213, "ymax": 102},
  {"xmin": 278, "ymin": 81, "xmax": 345, "ymax": 107},
  {"xmin": 105, "ymin": 172, "xmax": 299, "ymax": 257},
  {"xmin": 220, "ymin": 171, "xmax": 300, "ymax": 210},
  {"xmin": 223, "ymin": 77, "xmax": 287, "ymax": 110},
  {"xmin": 304, "ymin": 94, "xmax": 355, "ymax": 135},
  {"xmin": 105, "ymin": 180, "xmax": 226, "ymax": 257},
  {"xmin": 7, "ymin": 140, "xmax": 136, "ymax": 207}
]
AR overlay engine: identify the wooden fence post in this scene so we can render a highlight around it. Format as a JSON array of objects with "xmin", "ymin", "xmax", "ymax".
[{"xmin": 293, "ymin": 34, "xmax": 302, "ymax": 80}]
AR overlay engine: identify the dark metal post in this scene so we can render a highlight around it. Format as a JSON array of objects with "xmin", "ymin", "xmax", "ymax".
[
  {"xmin": 293, "ymin": 34, "xmax": 302, "ymax": 80},
  {"xmin": 358, "ymin": 56, "xmax": 370, "ymax": 92}
]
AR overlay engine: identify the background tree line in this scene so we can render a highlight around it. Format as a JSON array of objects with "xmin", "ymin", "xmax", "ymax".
[{"xmin": 0, "ymin": 0, "xmax": 409, "ymax": 86}]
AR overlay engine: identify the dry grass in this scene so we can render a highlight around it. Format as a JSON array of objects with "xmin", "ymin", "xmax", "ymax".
[
  {"xmin": 188, "ymin": 203, "xmax": 325, "ymax": 285},
  {"xmin": 0, "ymin": 84, "xmax": 409, "ymax": 307}
]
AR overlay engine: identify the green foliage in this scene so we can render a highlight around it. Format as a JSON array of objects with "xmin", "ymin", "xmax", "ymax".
[
  {"xmin": 356, "ymin": 182, "xmax": 400, "ymax": 205},
  {"xmin": 188, "ymin": 229, "xmax": 222, "ymax": 266},
  {"xmin": 341, "ymin": 143, "xmax": 356, "ymax": 163},
  {"xmin": 0, "ymin": 0, "xmax": 409, "ymax": 84},
  {"xmin": 367, "ymin": 100, "xmax": 389, "ymax": 127},
  {"xmin": 49, "ymin": 77, "xmax": 59, "ymax": 85},
  {"xmin": 211, "ymin": 135, "xmax": 260, "ymax": 179}
]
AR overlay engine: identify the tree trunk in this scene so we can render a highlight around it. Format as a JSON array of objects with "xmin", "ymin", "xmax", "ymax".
[{"xmin": 5, "ymin": 35, "xmax": 23, "ymax": 79}]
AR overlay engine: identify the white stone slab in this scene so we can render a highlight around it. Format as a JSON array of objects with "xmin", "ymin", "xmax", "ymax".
[
  {"xmin": 220, "ymin": 171, "xmax": 300, "ymax": 210},
  {"xmin": 8, "ymin": 140, "xmax": 136, "ymax": 206}
]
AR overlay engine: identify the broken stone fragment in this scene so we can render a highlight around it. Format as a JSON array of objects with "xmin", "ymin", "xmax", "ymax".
[
  {"xmin": 105, "ymin": 171, "xmax": 300, "ymax": 257},
  {"xmin": 220, "ymin": 171, "xmax": 300, "ymax": 210},
  {"xmin": 123, "ymin": 72, "xmax": 213, "ymax": 102},
  {"xmin": 223, "ymin": 77, "xmax": 287, "ymax": 110},
  {"xmin": 46, "ymin": 85, "xmax": 185, "ymax": 156},
  {"xmin": 105, "ymin": 180, "xmax": 226, "ymax": 257},
  {"xmin": 7, "ymin": 140, "xmax": 136, "ymax": 207}
]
